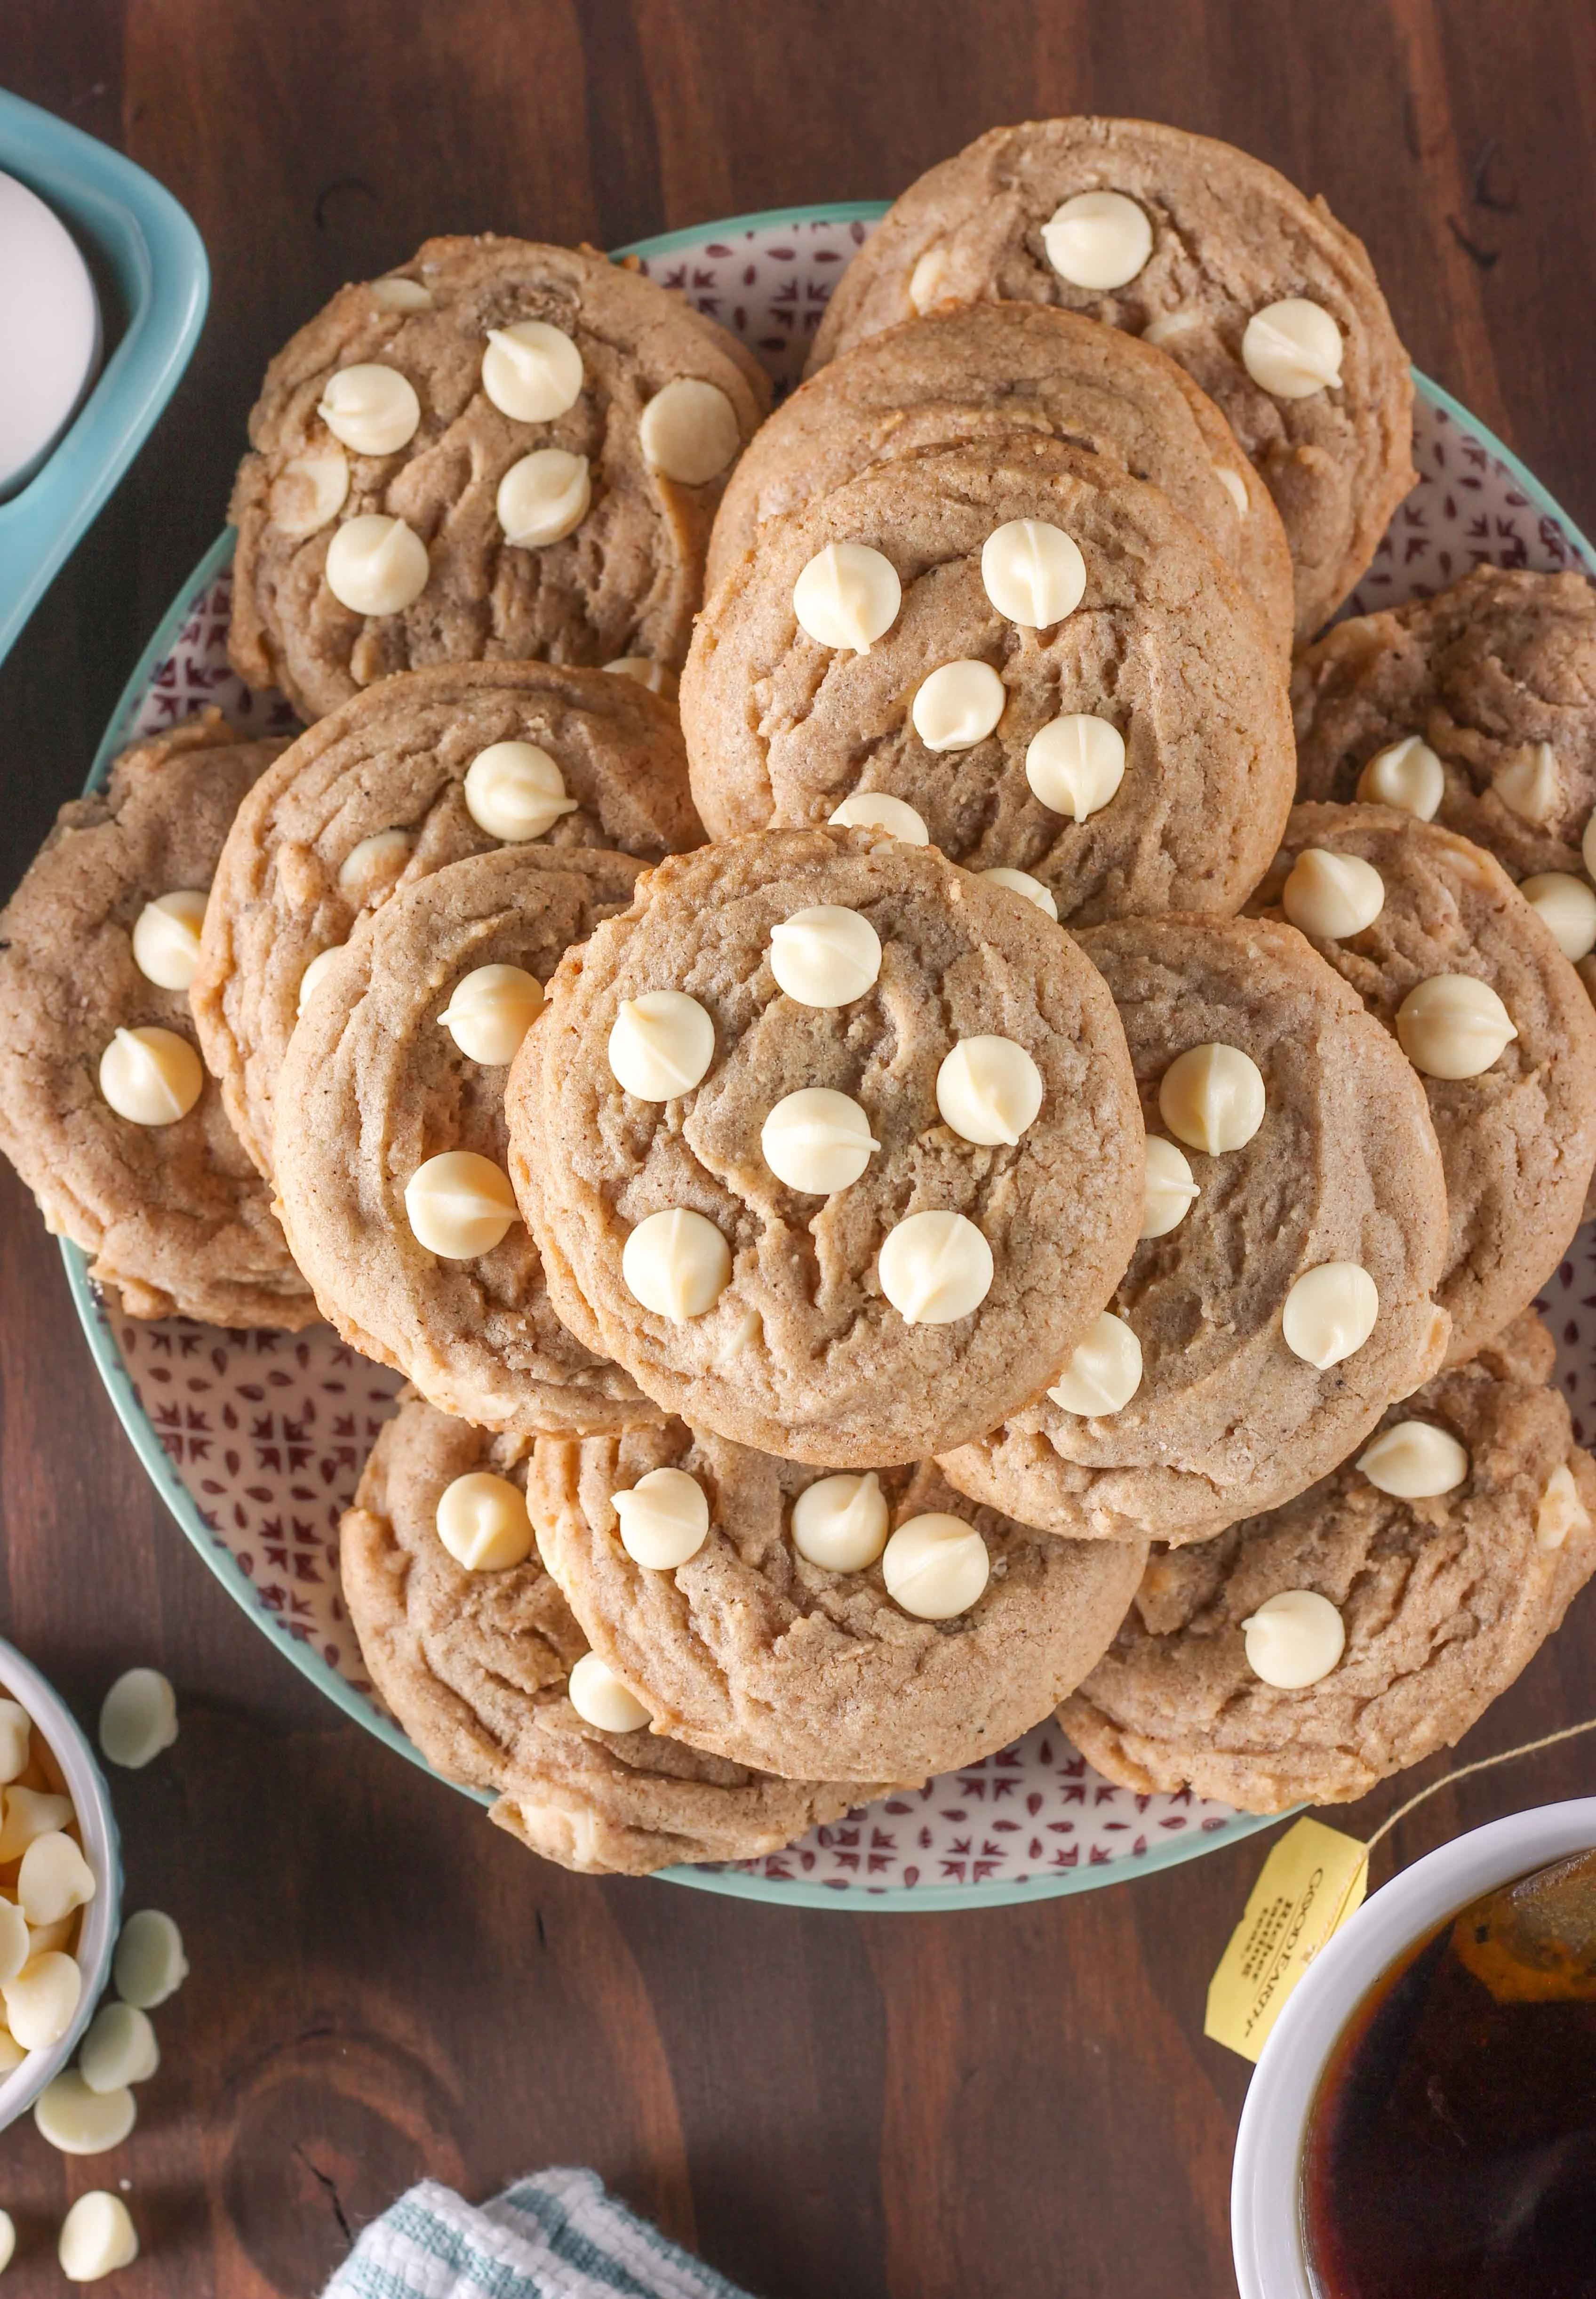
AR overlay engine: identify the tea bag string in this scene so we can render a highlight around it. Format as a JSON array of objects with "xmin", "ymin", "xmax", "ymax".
[{"xmin": 1361, "ymin": 1714, "xmax": 1596, "ymax": 1867}]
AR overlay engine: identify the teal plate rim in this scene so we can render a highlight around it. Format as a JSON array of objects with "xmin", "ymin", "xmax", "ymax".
[{"xmin": 59, "ymin": 200, "xmax": 1594, "ymax": 1910}]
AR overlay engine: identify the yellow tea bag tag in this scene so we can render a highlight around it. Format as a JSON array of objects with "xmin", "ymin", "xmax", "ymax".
[{"xmin": 1205, "ymin": 1817, "xmax": 1369, "ymax": 2063}]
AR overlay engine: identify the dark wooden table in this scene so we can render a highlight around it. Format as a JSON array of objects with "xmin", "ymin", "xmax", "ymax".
[{"xmin": 1, "ymin": 5, "xmax": 1594, "ymax": 2292}]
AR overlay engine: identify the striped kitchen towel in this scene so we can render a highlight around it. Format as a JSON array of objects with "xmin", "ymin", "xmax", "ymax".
[{"xmin": 322, "ymin": 2167, "xmax": 757, "ymax": 2299}]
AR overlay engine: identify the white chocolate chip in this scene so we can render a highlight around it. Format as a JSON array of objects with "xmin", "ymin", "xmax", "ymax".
[
  {"xmin": 1241, "ymin": 299, "xmax": 1344, "ymax": 398},
  {"xmin": 1214, "ymin": 465, "xmax": 1250, "ymax": 517},
  {"xmin": 1282, "ymin": 1262, "xmax": 1379, "ymax": 1369},
  {"xmin": 639, "ymin": 377, "xmax": 740, "ymax": 484},
  {"xmin": 1282, "ymin": 848, "xmax": 1385, "ymax": 939},
  {"xmin": 1357, "ymin": 735, "xmax": 1444, "ymax": 820},
  {"xmin": 270, "ymin": 447, "xmax": 350, "ymax": 536},
  {"xmin": 935, "ymin": 1035, "xmax": 1043, "ymax": 1147},
  {"xmin": 438, "ymin": 964, "xmax": 544, "ymax": 1065},
  {"xmin": 768, "ymin": 906, "xmax": 881, "ymax": 1007},
  {"xmin": 496, "ymin": 448, "xmax": 591, "ymax": 545},
  {"xmin": 59, "ymin": 2192, "xmax": 139, "ymax": 2282},
  {"xmin": 881, "ymin": 1513, "xmax": 990, "ymax": 1620},
  {"xmin": 1495, "ymin": 740, "xmax": 1560, "ymax": 826},
  {"xmin": 1396, "ymin": 975, "xmax": 1516, "ymax": 1079},
  {"xmin": 715, "ymin": 1308, "xmax": 762, "ymax": 1366},
  {"xmin": 1357, "ymin": 1419, "xmax": 1469, "ymax": 1498},
  {"xmin": 112, "ymin": 1910, "xmax": 186, "ymax": 2010},
  {"xmin": 607, "ymin": 991, "xmax": 715, "ymax": 1100},
  {"xmin": 0, "ymin": 2033, "xmax": 23, "ymax": 2076},
  {"xmin": 1142, "ymin": 309, "xmax": 1199, "ymax": 347},
  {"xmin": 1521, "ymin": 872, "xmax": 1596, "ymax": 962},
  {"xmin": 369, "ymin": 275, "xmax": 432, "ymax": 312},
  {"xmin": 612, "ymin": 1468, "xmax": 710, "ymax": 1569},
  {"xmin": 463, "ymin": 741, "xmax": 579, "ymax": 842},
  {"xmin": 1537, "ymin": 1461, "xmax": 1591, "ymax": 1550},
  {"xmin": 0, "ymin": 1788, "xmax": 73, "ymax": 1862},
  {"xmin": 480, "ymin": 320, "xmax": 583, "ymax": 422},
  {"xmin": 0, "ymin": 1899, "xmax": 29, "ymax": 1986},
  {"xmin": 0, "ymin": 2209, "xmax": 12, "ymax": 2270},
  {"xmin": 28, "ymin": 1916, "xmax": 77, "ymax": 1957},
  {"xmin": 403, "ymin": 1151, "xmax": 519, "ymax": 1258},
  {"xmin": 0, "ymin": 1700, "xmax": 30, "ymax": 1784},
  {"xmin": 567, "ymin": 1652, "xmax": 649, "ymax": 1734},
  {"xmin": 622, "ymin": 1208, "xmax": 731, "ymax": 1321},
  {"xmin": 296, "ymin": 944, "xmax": 347, "ymax": 1018},
  {"xmin": 79, "ymin": 2002, "xmax": 159, "ymax": 2094},
  {"xmin": 1140, "ymin": 1136, "xmax": 1200, "ymax": 1239},
  {"xmin": 1025, "ymin": 713, "xmax": 1126, "ymax": 820},
  {"xmin": 1158, "ymin": 1042, "xmax": 1266, "ymax": 1154},
  {"xmin": 2, "ymin": 1951, "xmax": 80, "ymax": 2049},
  {"xmin": 318, "ymin": 363, "xmax": 421, "ymax": 455},
  {"xmin": 911, "ymin": 659, "xmax": 1005, "ymax": 752},
  {"xmin": 325, "ymin": 513, "xmax": 429, "ymax": 615},
  {"xmin": 338, "ymin": 827, "xmax": 412, "ymax": 898},
  {"xmin": 98, "ymin": 1027, "xmax": 203, "ymax": 1127},
  {"xmin": 435, "ymin": 1471, "xmax": 533, "ymax": 1572},
  {"xmin": 978, "ymin": 866, "xmax": 1058, "ymax": 920},
  {"xmin": 1584, "ymin": 809, "xmax": 1596, "ymax": 881},
  {"xmin": 790, "ymin": 1473, "xmax": 890, "ymax": 1572},
  {"xmin": 18, "ymin": 1832, "xmax": 95, "ymax": 1927},
  {"xmin": 828, "ymin": 791, "xmax": 929, "ymax": 843},
  {"xmin": 1241, "ymin": 1589, "xmax": 1346, "ymax": 1688},
  {"xmin": 603, "ymin": 655, "xmax": 678, "ymax": 698},
  {"xmin": 130, "ymin": 889, "xmax": 207, "ymax": 992},
  {"xmin": 792, "ymin": 541, "xmax": 902, "ymax": 653},
  {"xmin": 98, "ymin": 1667, "xmax": 177, "ymax": 1771},
  {"xmin": 34, "ymin": 2071, "xmax": 136, "ymax": 2156},
  {"xmin": 980, "ymin": 518, "xmax": 1085, "ymax": 627},
  {"xmin": 878, "ymin": 1210, "xmax": 993, "ymax": 1324},
  {"xmin": 1047, "ymin": 1311, "xmax": 1142, "ymax": 1417},
  {"xmin": 908, "ymin": 246, "xmax": 954, "ymax": 314},
  {"xmin": 761, "ymin": 1088, "xmax": 880, "ymax": 1193},
  {"xmin": 1041, "ymin": 190, "xmax": 1153, "ymax": 290}
]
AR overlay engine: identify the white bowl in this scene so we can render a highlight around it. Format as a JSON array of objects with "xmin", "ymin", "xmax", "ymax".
[
  {"xmin": 1231, "ymin": 1796, "xmax": 1596, "ymax": 2298},
  {"xmin": 0, "ymin": 1637, "xmax": 122, "ymax": 2132}
]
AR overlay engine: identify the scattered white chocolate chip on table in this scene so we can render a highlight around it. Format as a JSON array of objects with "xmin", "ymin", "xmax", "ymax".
[
  {"xmin": 1048, "ymin": 1312, "xmax": 1143, "ymax": 1417},
  {"xmin": 1395, "ymin": 975, "xmax": 1517, "ymax": 1079},
  {"xmin": 98, "ymin": 1668, "xmax": 178, "ymax": 1771},
  {"xmin": 1241, "ymin": 1589, "xmax": 1346, "ymax": 1688},
  {"xmin": 33, "ymin": 2069, "xmax": 136, "ymax": 2156},
  {"xmin": 113, "ymin": 1910, "xmax": 186, "ymax": 2012},
  {"xmin": 1357, "ymin": 1420, "xmax": 1469, "ymax": 1498},
  {"xmin": 567, "ymin": 1653, "xmax": 650, "ymax": 1734},
  {"xmin": 58, "ymin": 2191, "xmax": 139, "ymax": 2283},
  {"xmin": 79, "ymin": 2001, "xmax": 160, "ymax": 2094},
  {"xmin": 607, "ymin": 992, "xmax": 716, "ymax": 1100},
  {"xmin": 980, "ymin": 517, "xmax": 1085, "ymax": 626},
  {"xmin": 435, "ymin": 1472, "xmax": 534, "ymax": 1572},
  {"xmin": 612, "ymin": 1468, "xmax": 711, "ymax": 1570},
  {"xmin": 790, "ymin": 1473, "xmax": 890, "ymax": 1572},
  {"xmin": 881, "ymin": 1514, "xmax": 991, "ymax": 1621},
  {"xmin": 792, "ymin": 541, "xmax": 901, "ymax": 652},
  {"xmin": 1357, "ymin": 736, "xmax": 1444, "ymax": 820},
  {"xmin": 1282, "ymin": 1262, "xmax": 1379, "ymax": 1369},
  {"xmin": 1158, "ymin": 1042, "xmax": 1266, "ymax": 1154}
]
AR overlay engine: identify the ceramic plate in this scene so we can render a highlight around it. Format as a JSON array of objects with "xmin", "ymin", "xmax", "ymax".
[{"xmin": 64, "ymin": 205, "xmax": 1596, "ymax": 1909}]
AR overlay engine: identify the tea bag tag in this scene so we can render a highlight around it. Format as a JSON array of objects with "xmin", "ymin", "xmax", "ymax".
[{"xmin": 1204, "ymin": 1817, "xmax": 1369, "ymax": 2062}]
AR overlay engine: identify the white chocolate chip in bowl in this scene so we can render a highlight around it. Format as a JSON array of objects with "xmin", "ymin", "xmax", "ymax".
[
  {"xmin": 18, "ymin": 1833, "xmax": 95, "ymax": 1928},
  {"xmin": 480, "ymin": 320, "xmax": 583, "ymax": 423},
  {"xmin": 463, "ymin": 741, "xmax": 578, "ymax": 842},
  {"xmin": 1041, "ymin": 190, "xmax": 1153, "ymax": 290},
  {"xmin": 325, "ymin": 514, "xmax": 429, "ymax": 616},
  {"xmin": 640, "ymin": 377, "xmax": 741, "ymax": 485},
  {"xmin": 1536, "ymin": 1462, "xmax": 1592, "ymax": 1551},
  {"xmin": 980, "ymin": 518, "xmax": 1085, "ymax": 627},
  {"xmin": 0, "ymin": 1788, "xmax": 73, "ymax": 1862},
  {"xmin": 978, "ymin": 866, "xmax": 1058, "ymax": 920},
  {"xmin": 0, "ymin": 1901, "xmax": 27, "ymax": 1985},
  {"xmin": 567, "ymin": 1652, "xmax": 650, "ymax": 1734},
  {"xmin": 935, "ymin": 1036, "xmax": 1043, "ymax": 1147},
  {"xmin": 911, "ymin": 659, "xmax": 1005, "ymax": 752},
  {"xmin": 1395, "ymin": 975, "xmax": 1516, "ymax": 1079},
  {"xmin": 878, "ymin": 1210, "xmax": 993, "ymax": 1325},
  {"xmin": 828, "ymin": 791, "xmax": 929, "ymax": 843},
  {"xmin": 768, "ymin": 905, "xmax": 882, "ymax": 1007},
  {"xmin": 607, "ymin": 991, "xmax": 715, "ymax": 1100},
  {"xmin": 1357, "ymin": 1419, "xmax": 1469, "ymax": 1499},
  {"xmin": 1025, "ymin": 713, "xmax": 1126, "ymax": 821},
  {"xmin": 1047, "ymin": 1311, "xmax": 1143, "ymax": 1418},
  {"xmin": 1357, "ymin": 735, "xmax": 1444, "ymax": 820},
  {"xmin": 98, "ymin": 1027, "xmax": 203, "ymax": 1128},
  {"xmin": 269, "ymin": 448, "xmax": 348, "ymax": 537},
  {"xmin": 1240, "ymin": 1589, "xmax": 1346, "ymax": 1688},
  {"xmin": 622, "ymin": 1208, "xmax": 731, "ymax": 1321},
  {"xmin": 0, "ymin": 1701, "xmax": 30, "ymax": 1785},
  {"xmin": 403, "ymin": 1151, "xmax": 519, "ymax": 1259},
  {"xmin": 435, "ymin": 1471, "xmax": 534, "ymax": 1571},
  {"xmin": 1140, "ymin": 1137, "xmax": 1200, "ymax": 1239},
  {"xmin": 612, "ymin": 1467, "xmax": 711, "ymax": 1569},
  {"xmin": 761, "ymin": 1088, "xmax": 880, "ymax": 1193},
  {"xmin": 1241, "ymin": 299, "xmax": 1344, "ymax": 398},
  {"xmin": 130, "ymin": 889, "xmax": 208, "ymax": 991},
  {"xmin": 2, "ymin": 1951, "xmax": 81, "ymax": 2051},
  {"xmin": 792, "ymin": 541, "xmax": 901, "ymax": 653},
  {"xmin": 881, "ymin": 1513, "xmax": 990, "ymax": 1621},
  {"xmin": 318, "ymin": 363, "xmax": 421, "ymax": 456},
  {"xmin": 1521, "ymin": 872, "xmax": 1596, "ymax": 962},
  {"xmin": 790, "ymin": 1473, "xmax": 890, "ymax": 1572},
  {"xmin": 439, "ymin": 964, "xmax": 544, "ymax": 1065},
  {"xmin": 496, "ymin": 448, "xmax": 591, "ymax": 546},
  {"xmin": 1158, "ymin": 1042, "xmax": 1266, "ymax": 1154},
  {"xmin": 1282, "ymin": 1262, "xmax": 1379, "ymax": 1369},
  {"xmin": 1282, "ymin": 849, "xmax": 1385, "ymax": 939}
]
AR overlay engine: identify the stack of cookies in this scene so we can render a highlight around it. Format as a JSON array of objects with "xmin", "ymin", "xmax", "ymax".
[{"xmin": 5, "ymin": 125, "xmax": 1596, "ymax": 1877}]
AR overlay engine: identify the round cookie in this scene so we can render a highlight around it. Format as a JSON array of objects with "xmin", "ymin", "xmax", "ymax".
[
  {"xmin": 938, "ymin": 914, "xmax": 1450, "ymax": 1545},
  {"xmin": 1058, "ymin": 1313, "xmax": 1596, "ymax": 1811},
  {"xmin": 708, "ymin": 301, "xmax": 1293, "ymax": 658},
  {"xmin": 1293, "ymin": 567, "xmax": 1596, "ymax": 883},
  {"xmin": 192, "ymin": 660, "xmax": 701, "ymax": 1178},
  {"xmin": 0, "ymin": 712, "xmax": 314, "ymax": 1326},
  {"xmin": 274, "ymin": 846, "xmax": 662, "ymax": 1436},
  {"xmin": 505, "ymin": 828, "xmax": 1145, "ymax": 1466},
  {"xmin": 807, "ymin": 117, "xmax": 1414, "ymax": 639},
  {"xmin": 340, "ymin": 1395, "xmax": 878, "ymax": 1874},
  {"xmin": 682, "ymin": 439, "xmax": 1294, "ymax": 922},
  {"xmin": 1252, "ymin": 804, "xmax": 1596, "ymax": 1363},
  {"xmin": 530, "ymin": 1421, "xmax": 1146, "ymax": 1782},
  {"xmin": 229, "ymin": 233, "xmax": 771, "ymax": 721}
]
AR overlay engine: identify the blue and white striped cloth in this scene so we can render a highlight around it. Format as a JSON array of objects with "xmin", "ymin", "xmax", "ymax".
[{"xmin": 323, "ymin": 2169, "xmax": 756, "ymax": 2299}]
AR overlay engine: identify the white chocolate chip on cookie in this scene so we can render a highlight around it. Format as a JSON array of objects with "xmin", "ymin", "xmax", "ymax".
[
  {"xmin": 878, "ymin": 1210, "xmax": 993, "ymax": 1324},
  {"xmin": 607, "ymin": 991, "xmax": 715, "ymax": 1100},
  {"xmin": 1041, "ymin": 190, "xmax": 1153, "ymax": 290},
  {"xmin": 640, "ymin": 377, "xmax": 740, "ymax": 484},
  {"xmin": 318, "ymin": 363, "xmax": 421, "ymax": 455},
  {"xmin": 1396, "ymin": 975, "xmax": 1516, "ymax": 1079},
  {"xmin": 1521, "ymin": 872, "xmax": 1596, "ymax": 962},
  {"xmin": 792, "ymin": 541, "xmax": 902, "ymax": 653},
  {"xmin": 768, "ymin": 905, "xmax": 882, "ymax": 1007},
  {"xmin": 1047, "ymin": 1311, "xmax": 1142, "ymax": 1417},
  {"xmin": 908, "ymin": 245, "xmax": 954, "ymax": 314},
  {"xmin": 337, "ymin": 827, "xmax": 412, "ymax": 897},
  {"xmin": 480, "ymin": 320, "xmax": 583, "ymax": 422},
  {"xmin": 1357, "ymin": 1419, "xmax": 1468, "ymax": 1498},
  {"xmin": 911, "ymin": 659, "xmax": 1005, "ymax": 752},
  {"xmin": 436, "ymin": 1471, "xmax": 534, "ymax": 1571},
  {"xmin": 1536, "ymin": 1461, "xmax": 1591, "ymax": 1551},
  {"xmin": 1241, "ymin": 1589, "xmax": 1345, "ymax": 1687},
  {"xmin": 935, "ymin": 1036, "xmax": 1043, "ymax": 1147},
  {"xmin": 325, "ymin": 514, "xmax": 429, "ymax": 615},
  {"xmin": 1495, "ymin": 740, "xmax": 1561, "ymax": 827},
  {"xmin": 369, "ymin": 274, "xmax": 432, "ymax": 312},
  {"xmin": 1282, "ymin": 1262, "xmax": 1379, "ymax": 1368},
  {"xmin": 1357, "ymin": 735, "xmax": 1444, "ymax": 819},
  {"xmin": 1282, "ymin": 849, "xmax": 1386, "ymax": 939},
  {"xmin": 463, "ymin": 742, "xmax": 579, "ymax": 841},
  {"xmin": 882, "ymin": 1513, "xmax": 990, "ymax": 1620},
  {"xmin": 981, "ymin": 518, "xmax": 1085, "ymax": 627},
  {"xmin": 496, "ymin": 448, "xmax": 591, "ymax": 546},
  {"xmin": 612, "ymin": 1467, "xmax": 710, "ymax": 1569},
  {"xmin": 269, "ymin": 448, "xmax": 348, "ymax": 536},
  {"xmin": 1140, "ymin": 1136, "xmax": 1200, "ymax": 1238},
  {"xmin": 761, "ymin": 1088, "xmax": 880, "ymax": 1192},
  {"xmin": 790, "ymin": 1472, "xmax": 890, "ymax": 1571},
  {"xmin": 828, "ymin": 791, "xmax": 929, "ymax": 842},
  {"xmin": 1241, "ymin": 299, "xmax": 1343, "ymax": 398},
  {"xmin": 131, "ymin": 889, "xmax": 207, "ymax": 991},
  {"xmin": 403, "ymin": 1151, "xmax": 519, "ymax": 1258},
  {"xmin": 1158, "ymin": 1042, "xmax": 1265, "ymax": 1154},
  {"xmin": 297, "ymin": 944, "xmax": 346, "ymax": 1017},
  {"xmin": 1025, "ymin": 713, "xmax": 1126, "ymax": 820},
  {"xmin": 979, "ymin": 866, "xmax": 1059, "ymax": 919},
  {"xmin": 99, "ymin": 1027, "xmax": 203, "ymax": 1127},
  {"xmin": 568, "ymin": 1651, "xmax": 650, "ymax": 1733},
  {"xmin": 439, "ymin": 965, "xmax": 544, "ymax": 1065},
  {"xmin": 622, "ymin": 1208, "xmax": 731, "ymax": 1321}
]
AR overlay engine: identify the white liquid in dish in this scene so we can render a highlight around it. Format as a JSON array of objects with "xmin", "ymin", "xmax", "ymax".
[{"xmin": 0, "ymin": 173, "xmax": 102, "ymax": 500}]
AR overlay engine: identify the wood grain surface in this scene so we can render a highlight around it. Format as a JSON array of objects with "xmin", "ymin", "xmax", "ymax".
[{"xmin": 1, "ymin": 5, "xmax": 1594, "ymax": 2292}]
